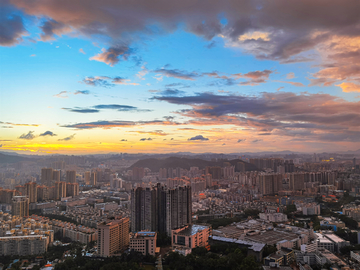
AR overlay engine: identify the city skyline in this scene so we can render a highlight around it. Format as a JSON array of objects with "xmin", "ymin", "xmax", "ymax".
[{"xmin": 1, "ymin": 0, "xmax": 360, "ymax": 155}]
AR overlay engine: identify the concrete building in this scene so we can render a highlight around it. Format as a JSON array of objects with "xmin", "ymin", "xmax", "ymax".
[
  {"xmin": 54, "ymin": 181, "xmax": 66, "ymax": 200},
  {"xmin": 302, "ymin": 204, "xmax": 320, "ymax": 216},
  {"xmin": 350, "ymin": 250, "xmax": 360, "ymax": 263},
  {"xmin": 66, "ymin": 170, "xmax": 76, "ymax": 183},
  {"xmin": 0, "ymin": 235, "xmax": 48, "ymax": 256},
  {"xmin": 289, "ymin": 173, "xmax": 305, "ymax": 191},
  {"xmin": 130, "ymin": 231, "xmax": 157, "ymax": 256},
  {"xmin": 25, "ymin": 182, "xmax": 37, "ymax": 203},
  {"xmin": 97, "ymin": 217, "xmax": 129, "ymax": 257},
  {"xmin": 259, "ymin": 213, "xmax": 288, "ymax": 223},
  {"xmin": 52, "ymin": 170, "xmax": 61, "ymax": 182},
  {"xmin": 171, "ymin": 224, "xmax": 211, "ymax": 253},
  {"xmin": 41, "ymin": 168, "xmax": 53, "ymax": 186},
  {"xmin": 315, "ymin": 233, "xmax": 349, "ymax": 253},
  {"xmin": 131, "ymin": 184, "xmax": 192, "ymax": 235},
  {"xmin": 259, "ymin": 173, "xmax": 283, "ymax": 195},
  {"xmin": 12, "ymin": 196, "xmax": 29, "ymax": 217},
  {"xmin": 66, "ymin": 183, "xmax": 79, "ymax": 197}
]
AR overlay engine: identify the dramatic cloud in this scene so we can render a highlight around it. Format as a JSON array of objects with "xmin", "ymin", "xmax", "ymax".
[
  {"xmin": 58, "ymin": 134, "xmax": 75, "ymax": 141},
  {"xmin": 154, "ymin": 91, "xmax": 360, "ymax": 142},
  {"xmin": 89, "ymin": 45, "xmax": 133, "ymax": 66},
  {"xmin": 81, "ymin": 76, "xmax": 138, "ymax": 87},
  {"xmin": 19, "ymin": 131, "xmax": 35, "ymax": 140},
  {"xmin": 0, "ymin": 4, "xmax": 27, "ymax": 46},
  {"xmin": 188, "ymin": 135, "xmax": 209, "ymax": 141},
  {"xmin": 40, "ymin": 19, "xmax": 71, "ymax": 41},
  {"xmin": 39, "ymin": 131, "xmax": 57, "ymax": 136}
]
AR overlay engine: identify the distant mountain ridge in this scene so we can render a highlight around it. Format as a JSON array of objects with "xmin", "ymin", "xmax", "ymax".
[
  {"xmin": 128, "ymin": 156, "xmax": 258, "ymax": 172},
  {"xmin": 0, "ymin": 153, "xmax": 29, "ymax": 163}
]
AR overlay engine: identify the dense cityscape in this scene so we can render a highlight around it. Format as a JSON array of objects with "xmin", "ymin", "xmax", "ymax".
[
  {"xmin": 0, "ymin": 151, "xmax": 359, "ymax": 269},
  {"xmin": 2, "ymin": 0, "xmax": 360, "ymax": 269}
]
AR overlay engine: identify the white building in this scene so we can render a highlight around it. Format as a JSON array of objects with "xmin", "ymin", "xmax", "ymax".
[
  {"xmin": 350, "ymin": 250, "xmax": 360, "ymax": 263},
  {"xmin": 259, "ymin": 213, "xmax": 288, "ymax": 223}
]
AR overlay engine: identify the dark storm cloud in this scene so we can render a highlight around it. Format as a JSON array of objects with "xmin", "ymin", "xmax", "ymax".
[
  {"xmin": 188, "ymin": 135, "xmax": 209, "ymax": 141},
  {"xmin": 19, "ymin": 131, "xmax": 35, "ymax": 140},
  {"xmin": 140, "ymin": 138, "xmax": 152, "ymax": 141},
  {"xmin": 39, "ymin": 131, "xmax": 57, "ymax": 136}
]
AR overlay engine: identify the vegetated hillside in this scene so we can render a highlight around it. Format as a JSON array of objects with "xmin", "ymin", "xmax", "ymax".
[
  {"xmin": 129, "ymin": 157, "xmax": 259, "ymax": 172},
  {"xmin": 0, "ymin": 153, "xmax": 29, "ymax": 163}
]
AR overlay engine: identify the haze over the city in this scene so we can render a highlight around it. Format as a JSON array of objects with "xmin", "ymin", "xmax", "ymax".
[{"xmin": 1, "ymin": 0, "xmax": 360, "ymax": 155}]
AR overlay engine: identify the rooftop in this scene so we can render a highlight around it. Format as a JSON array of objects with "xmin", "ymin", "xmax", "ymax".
[{"xmin": 174, "ymin": 224, "xmax": 210, "ymax": 236}]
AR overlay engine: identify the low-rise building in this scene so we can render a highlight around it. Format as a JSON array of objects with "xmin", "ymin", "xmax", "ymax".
[
  {"xmin": 259, "ymin": 213, "xmax": 288, "ymax": 223},
  {"xmin": 171, "ymin": 224, "xmax": 211, "ymax": 252},
  {"xmin": 350, "ymin": 250, "xmax": 360, "ymax": 263},
  {"xmin": 0, "ymin": 235, "xmax": 48, "ymax": 256},
  {"xmin": 130, "ymin": 231, "xmax": 157, "ymax": 256}
]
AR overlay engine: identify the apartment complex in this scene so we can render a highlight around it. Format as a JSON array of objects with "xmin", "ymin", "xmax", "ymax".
[
  {"xmin": 0, "ymin": 235, "xmax": 48, "ymax": 256},
  {"xmin": 131, "ymin": 184, "xmax": 192, "ymax": 235},
  {"xmin": 97, "ymin": 217, "xmax": 130, "ymax": 257}
]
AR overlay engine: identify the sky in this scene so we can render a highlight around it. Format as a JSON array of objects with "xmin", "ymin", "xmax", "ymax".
[{"xmin": 1, "ymin": 0, "xmax": 360, "ymax": 155}]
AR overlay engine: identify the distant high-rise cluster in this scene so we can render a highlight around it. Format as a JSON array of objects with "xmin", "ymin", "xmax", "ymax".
[{"xmin": 131, "ymin": 184, "xmax": 192, "ymax": 235}]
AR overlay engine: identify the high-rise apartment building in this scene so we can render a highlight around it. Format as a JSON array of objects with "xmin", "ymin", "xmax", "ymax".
[
  {"xmin": 66, "ymin": 183, "xmax": 79, "ymax": 197},
  {"xmin": 84, "ymin": 171, "xmax": 91, "ymax": 185},
  {"xmin": 289, "ymin": 173, "xmax": 305, "ymax": 191},
  {"xmin": 90, "ymin": 172, "xmax": 97, "ymax": 186},
  {"xmin": 132, "ymin": 167, "xmax": 145, "ymax": 181},
  {"xmin": 12, "ymin": 196, "xmax": 29, "ymax": 217},
  {"xmin": 131, "ymin": 184, "xmax": 192, "ymax": 235},
  {"xmin": 66, "ymin": 170, "xmax": 76, "ymax": 183},
  {"xmin": 259, "ymin": 173, "xmax": 283, "ymax": 195},
  {"xmin": 25, "ymin": 182, "xmax": 37, "ymax": 203},
  {"xmin": 54, "ymin": 181, "xmax": 66, "ymax": 200},
  {"xmin": 41, "ymin": 168, "xmax": 53, "ymax": 186},
  {"xmin": 52, "ymin": 170, "xmax": 61, "ymax": 182},
  {"xmin": 97, "ymin": 217, "xmax": 129, "ymax": 257}
]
